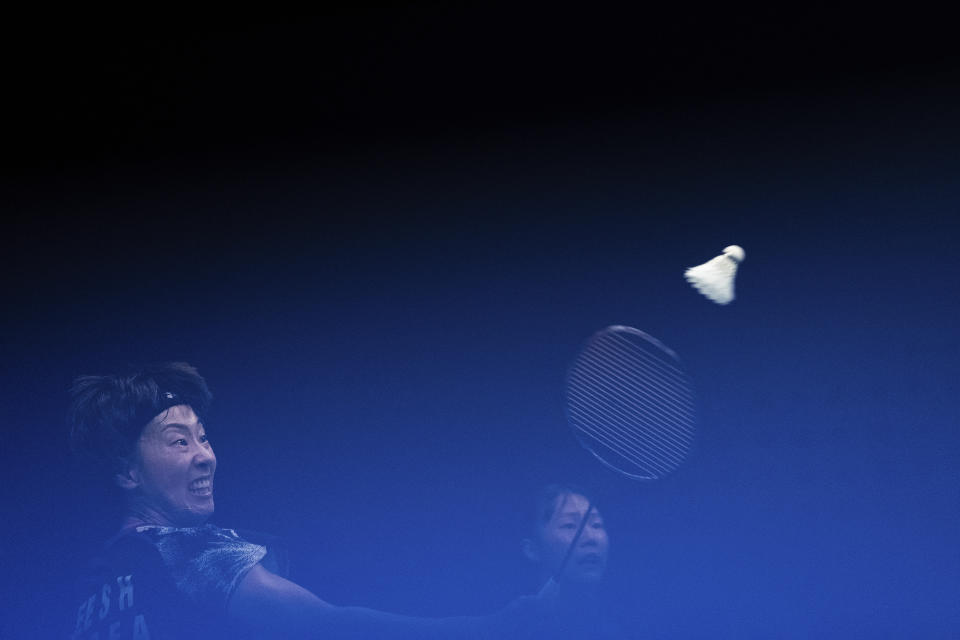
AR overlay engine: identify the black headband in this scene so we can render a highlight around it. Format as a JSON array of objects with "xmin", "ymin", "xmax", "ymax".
[
  {"xmin": 129, "ymin": 390, "xmax": 188, "ymax": 437},
  {"xmin": 159, "ymin": 390, "xmax": 180, "ymax": 408}
]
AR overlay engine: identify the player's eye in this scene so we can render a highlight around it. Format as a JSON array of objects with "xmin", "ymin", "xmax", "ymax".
[
  {"xmin": 173, "ymin": 438, "xmax": 188, "ymax": 446},
  {"xmin": 199, "ymin": 434, "xmax": 209, "ymax": 444}
]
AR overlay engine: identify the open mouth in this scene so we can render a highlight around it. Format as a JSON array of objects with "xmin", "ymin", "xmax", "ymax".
[
  {"xmin": 578, "ymin": 553, "xmax": 603, "ymax": 566},
  {"xmin": 189, "ymin": 477, "xmax": 213, "ymax": 496}
]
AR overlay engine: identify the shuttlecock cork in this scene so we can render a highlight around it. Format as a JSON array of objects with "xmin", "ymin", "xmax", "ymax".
[{"xmin": 684, "ymin": 245, "xmax": 745, "ymax": 305}]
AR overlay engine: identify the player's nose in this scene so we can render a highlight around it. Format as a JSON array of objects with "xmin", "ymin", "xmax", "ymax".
[
  {"xmin": 193, "ymin": 444, "xmax": 216, "ymax": 469},
  {"xmin": 579, "ymin": 528, "xmax": 600, "ymax": 546}
]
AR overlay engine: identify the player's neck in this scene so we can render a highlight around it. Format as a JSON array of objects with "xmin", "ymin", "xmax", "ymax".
[
  {"xmin": 556, "ymin": 579, "xmax": 602, "ymax": 605},
  {"xmin": 121, "ymin": 498, "xmax": 203, "ymax": 529}
]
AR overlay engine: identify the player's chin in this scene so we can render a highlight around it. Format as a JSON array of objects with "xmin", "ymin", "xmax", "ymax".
[
  {"xmin": 572, "ymin": 564, "xmax": 606, "ymax": 583},
  {"xmin": 183, "ymin": 495, "xmax": 215, "ymax": 520}
]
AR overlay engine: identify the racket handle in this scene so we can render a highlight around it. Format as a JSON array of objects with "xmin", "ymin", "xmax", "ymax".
[
  {"xmin": 552, "ymin": 500, "xmax": 593, "ymax": 584},
  {"xmin": 537, "ymin": 576, "xmax": 559, "ymax": 598}
]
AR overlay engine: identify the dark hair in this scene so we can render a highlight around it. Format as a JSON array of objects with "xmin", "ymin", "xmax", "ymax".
[
  {"xmin": 68, "ymin": 362, "xmax": 212, "ymax": 475},
  {"xmin": 532, "ymin": 483, "xmax": 596, "ymax": 535}
]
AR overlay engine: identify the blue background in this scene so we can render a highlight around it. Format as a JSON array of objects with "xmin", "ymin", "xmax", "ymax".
[{"xmin": 3, "ymin": 9, "xmax": 958, "ymax": 637}]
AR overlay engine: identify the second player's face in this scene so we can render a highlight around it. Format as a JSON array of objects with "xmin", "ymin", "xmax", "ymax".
[{"xmin": 538, "ymin": 493, "xmax": 609, "ymax": 583}]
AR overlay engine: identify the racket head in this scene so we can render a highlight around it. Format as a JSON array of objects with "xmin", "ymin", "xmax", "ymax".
[{"xmin": 565, "ymin": 325, "xmax": 697, "ymax": 481}]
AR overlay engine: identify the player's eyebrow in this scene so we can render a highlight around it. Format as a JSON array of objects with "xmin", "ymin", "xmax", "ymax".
[
  {"xmin": 160, "ymin": 423, "xmax": 203, "ymax": 433},
  {"xmin": 557, "ymin": 509, "xmax": 601, "ymax": 520}
]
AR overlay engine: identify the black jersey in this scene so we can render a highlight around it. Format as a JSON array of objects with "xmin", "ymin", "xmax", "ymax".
[{"xmin": 66, "ymin": 525, "xmax": 285, "ymax": 640}]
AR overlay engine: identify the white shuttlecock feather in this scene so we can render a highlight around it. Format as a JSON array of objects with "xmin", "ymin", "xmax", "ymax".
[{"xmin": 684, "ymin": 245, "xmax": 745, "ymax": 305}]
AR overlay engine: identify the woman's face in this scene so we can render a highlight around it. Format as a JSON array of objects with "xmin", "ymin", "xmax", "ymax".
[
  {"xmin": 536, "ymin": 493, "xmax": 609, "ymax": 584},
  {"xmin": 126, "ymin": 404, "xmax": 217, "ymax": 526}
]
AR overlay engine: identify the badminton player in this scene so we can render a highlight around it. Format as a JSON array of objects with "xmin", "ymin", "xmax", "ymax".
[
  {"xmin": 64, "ymin": 362, "xmax": 533, "ymax": 639},
  {"xmin": 500, "ymin": 484, "xmax": 626, "ymax": 639}
]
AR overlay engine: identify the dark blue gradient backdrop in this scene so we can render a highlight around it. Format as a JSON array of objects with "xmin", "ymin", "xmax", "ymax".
[{"xmin": 3, "ymin": 11, "xmax": 958, "ymax": 638}]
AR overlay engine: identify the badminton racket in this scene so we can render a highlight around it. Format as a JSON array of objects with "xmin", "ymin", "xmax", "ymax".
[{"xmin": 551, "ymin": 325, "xmax": 697, "ymax": 582}]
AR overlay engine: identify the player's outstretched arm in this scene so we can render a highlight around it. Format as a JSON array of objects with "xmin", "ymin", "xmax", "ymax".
[{"xmin": 229, "ymin": 563, "xmax": 517, "ymax": 639}]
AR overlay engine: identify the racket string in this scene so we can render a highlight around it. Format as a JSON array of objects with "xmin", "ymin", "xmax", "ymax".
[
  {"xmin": 578, "ymin": 347, "xmax": 694, "ymax": 422},
  {"xmin": 589, "ymin": 339, "xmax": 696, "ymax": 414},
  {"xmin": 567, "ymin": 383, "xmax": 693, "ymax": 460},
  {"xmin": 568, "ymin": 365, "xmax": 695, "ymax": 440},
  {"xmin": 568, "ymin": 405, "xmax": 679, "ymax": 476},
  {"xmin": 565, "ymin": 326, "xmax": 696, "ymax": 480},
  {"xmin": 576, "ymin": 337, "xmax": 696, "ymax": 427},
  {"xmin": 568, "ymin": 399, "xmax": 686, "ymax": 476},
  {"xmin": 570, "ymin": 360, "xmax": 695, "ymax": 440},
  {"xmin": 607, "ymin": 331, "xmax": 691, "ymax": 388}
]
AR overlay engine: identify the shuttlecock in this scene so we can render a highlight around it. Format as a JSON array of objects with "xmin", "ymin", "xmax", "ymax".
[{"xmin": 684, "ymin": 245, "xmax": 745, "ymax": 305}]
